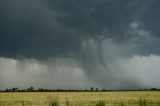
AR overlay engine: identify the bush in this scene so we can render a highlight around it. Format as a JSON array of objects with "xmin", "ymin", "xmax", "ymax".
[
  {"xmin": 48, "ymin": 96, "xmax": 59, "ymax": 106},
  {"xmin": 21, "ymin": 101, "xmax": 25, "ymax": 106},
  {"xmin": 120, "ymin": 102, "xmax": 125, "ymax": 106},
  {"xmin": 49, "ymin": 99, "xmax": 59, "ymax": 106},
  {"xmin": 95, "ymin": 100, "xmax": 105, "ymax": 106},
  {"xmin": 138, "ymin": 97, "xmax": 147, "ymax": 106},
  {"xmin": 66, "ymin": 99, "xmax": 70, "ymax": 106}
]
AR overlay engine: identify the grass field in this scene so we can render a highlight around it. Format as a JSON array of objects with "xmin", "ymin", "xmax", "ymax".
[{"xmin": 0, "ymin": 91, "xmax": 160, "ymax": 106}]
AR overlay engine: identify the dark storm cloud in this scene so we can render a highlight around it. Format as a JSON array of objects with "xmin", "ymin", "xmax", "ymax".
[
  {"xmin": 0, "ymin": 0, "xmax": 80, "ymax": 59},
  {"xmin": 1, "ymin": 0, "xmax": 160, "ymax": 59},
  {"xmin": 1, "ymin": 0, "xmax": 160, "ymax": 89}
]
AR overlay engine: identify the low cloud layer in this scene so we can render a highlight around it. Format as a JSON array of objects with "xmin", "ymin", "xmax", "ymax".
[{"xmin": 0, "ymin": 0, "xmax": 160, "ymax": 89}]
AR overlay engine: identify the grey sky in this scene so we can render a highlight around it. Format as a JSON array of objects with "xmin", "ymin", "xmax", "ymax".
[{"xmin": 0, "ymin": 0, "xmax": 160, "ymax": 89}]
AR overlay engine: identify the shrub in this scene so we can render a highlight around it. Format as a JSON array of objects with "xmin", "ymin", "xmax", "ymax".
[
  {"xmin": 120, "ymin": 102, "xmax": 125, "ymax": 106},
  {"xmin": 95, "ymin": 100, "xmax": 105, "ymax": 106},
  {"xmin": 49, "ymin": 99, "xmax": 59, "ymax": 106},
  {"xmin": 138, "ymin": 97, "xmax": 147, "ymax": 106},
  {"xmin": 48, "ymin": 96, "xmax": 59, "ymax": 106},
  {"xmin": 21, "ymin": 100, "xmax": 25, "ymax": 106},
  {"xmin": 65, "ymin": 99, "xmax": 70, "ymax": 106}
]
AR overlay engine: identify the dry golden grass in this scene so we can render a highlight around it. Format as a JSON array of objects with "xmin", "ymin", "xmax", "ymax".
[{"xmin": 0, "ymin": 91, "xmax": 160, "ymax": 106}]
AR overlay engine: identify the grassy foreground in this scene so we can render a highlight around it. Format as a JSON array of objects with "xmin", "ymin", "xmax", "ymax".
[{"xmin": 0, "ymin": 91, "xmax": 160, "ymax": 106}]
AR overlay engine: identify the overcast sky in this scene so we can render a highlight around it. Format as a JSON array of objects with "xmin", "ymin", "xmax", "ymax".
[{"xmin": 0, "ymin": 0, "xmax": 160, "ymax": 90}]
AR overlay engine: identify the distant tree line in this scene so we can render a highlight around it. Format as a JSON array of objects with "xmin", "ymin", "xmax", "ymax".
[{"xmin": 0, "ymin": 87, "xmax": 160, "ymax": 92}]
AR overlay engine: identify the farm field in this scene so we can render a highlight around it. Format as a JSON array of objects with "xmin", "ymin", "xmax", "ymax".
[{"xmin": 0, "ymin": 91, "xmax": 160, "ymax": 106}]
